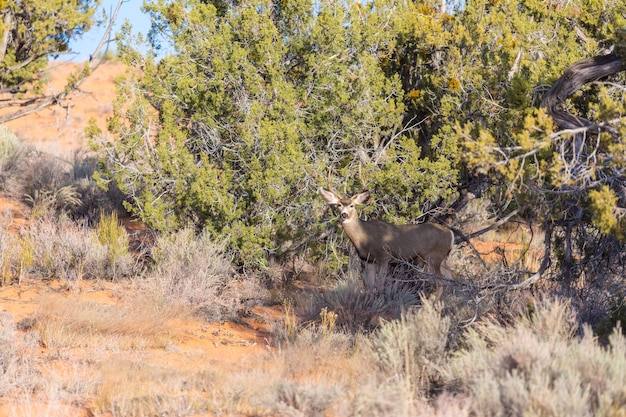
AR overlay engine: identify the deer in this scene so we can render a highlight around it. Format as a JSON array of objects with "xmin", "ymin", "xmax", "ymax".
[{"xmin": 319, "ymin": 188, "xmax": 455, "ymax": 290}]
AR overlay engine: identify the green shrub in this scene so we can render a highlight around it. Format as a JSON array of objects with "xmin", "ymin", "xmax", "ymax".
[
  {"xmin": 94, "ymin": 0, "xmax": 463, "ymax": 269},
  {"xmin": 95, "ymin": 210, "xmax": 129, "ymax": 280}
]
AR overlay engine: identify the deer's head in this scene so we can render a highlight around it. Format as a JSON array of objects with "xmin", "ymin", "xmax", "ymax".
[{"xmin": 319, "ymin": 188, "xmax": 370, "ymax": 224}]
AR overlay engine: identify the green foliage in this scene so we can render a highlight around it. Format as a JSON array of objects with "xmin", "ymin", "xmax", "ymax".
[
  {"xmin": 0, "ymin": 0, "xmax": 98, "ymax": 93},
  {"xmin": 589, "ymin": 185, "xmax": 622, "ymax": 236},
  {"xmin": 94, "ymin": 0, "xmax": 626, "ymax": 274},
  {"xmin": 95, "ymin": 0, "xmax": 436, "ymax": 267},
  {"xmin": 95, "ymin": 210, "xmax": 129, "ymax": 279}
]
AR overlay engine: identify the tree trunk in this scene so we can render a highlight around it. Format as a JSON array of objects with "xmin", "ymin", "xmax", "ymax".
[{"xmin": 540, "ymin": 53, "xmax": 626, "ymax": 132}]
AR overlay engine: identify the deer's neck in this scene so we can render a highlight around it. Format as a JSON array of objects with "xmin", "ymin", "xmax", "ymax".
[{"xmin": 341, "ymin": 218, "xmax": 374, "ymax": 260}]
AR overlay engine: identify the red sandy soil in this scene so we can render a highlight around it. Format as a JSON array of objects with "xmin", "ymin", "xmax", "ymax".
[
  {"xmin": 5, "ymin": 61, "xmax": 125, "ymax": 155},
  {"xmin": 0, "ymin": 279, "xmax": 277, "ymax": 417}
]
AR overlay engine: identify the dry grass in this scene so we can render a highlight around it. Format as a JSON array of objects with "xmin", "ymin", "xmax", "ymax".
[
  {"xmin": 0, "ymin": 205, "xmax": 622, "ymax": 416},
  {"xmin": 0, "ymin": 313, "xmax": 98, "ymax": 416},
  {"xmin": 0, "ymin": 314, "xmax": 40, "ymax": 398},
  {"xmin": 23, "ymin": 215, "xmax": 136, "ymax": 282},
  {"xmin": 138, "ymin": 227, "xmax": 248, "ymax": 321},
  {"xmin": 35, "ymin": 292, "xmax": 186, "ymax": 350},
  {"xmin": 92, "ymin": 360, "xmax": 215, "ymax": 417},
  {"xmin": 6, "ymin": 274, "xmax": 626, "ymax": 417}
]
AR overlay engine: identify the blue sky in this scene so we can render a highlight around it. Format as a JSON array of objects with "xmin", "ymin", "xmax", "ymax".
[{"xmin": 68, "ymin": 0, "xmax": 152, "ymax": 61}]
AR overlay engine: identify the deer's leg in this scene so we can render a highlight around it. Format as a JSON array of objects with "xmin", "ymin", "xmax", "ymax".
[
  {"xmin": 374, "ymin": 263, "xmax": 388, "ymax": 292},
  {"xmin": 423, "ymin": 256, "xmax": 441, "ymax": 275},
  {"xmin": 363, "ymin": 262, "xmax": 387, "ymax": 292},
  {"xmin": 439, "ymin": 257, "xmax": 455, "ymax": 279},
  {"xmin": 363, "ymin": 262, "xmax": 377, "ymax": 291}
]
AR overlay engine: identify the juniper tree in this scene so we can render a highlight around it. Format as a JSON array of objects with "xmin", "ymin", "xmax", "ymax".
[
  {"xmin": 94, "ymin": 0, "xmax": 430, "ymax": 267},
  {"xmin": 95, "ymin": 0, "xmax": 626, "ymax": 312}
]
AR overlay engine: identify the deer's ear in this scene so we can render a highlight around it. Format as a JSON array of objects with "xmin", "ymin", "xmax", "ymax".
[
  {"xmin": 319, "ymin": 188, "xmax": 341, "ymax": 205},
  {"xmin": 353, "ymin": 190, "xmax": 370, "ymax": 205}
]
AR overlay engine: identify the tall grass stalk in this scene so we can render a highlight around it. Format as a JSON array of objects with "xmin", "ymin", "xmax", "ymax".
[{"xmin": 95, "ymin": 209, "xmax": 129, "ymax": 280}]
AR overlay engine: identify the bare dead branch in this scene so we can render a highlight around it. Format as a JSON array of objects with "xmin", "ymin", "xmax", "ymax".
[
  {"xmin": 0, "ymin": 0, "xmax": 124, "ymax": 124},
  {"xmin": 461, "ymin": 208, "xmax": 521, "ymax": 242},
  {"xmin": 0, "ymin": 11, "xmax": 13, "ymax": 64},
  {"xmin": 541, "ymin": 53, "xmax": 626, "ymax": 132}
]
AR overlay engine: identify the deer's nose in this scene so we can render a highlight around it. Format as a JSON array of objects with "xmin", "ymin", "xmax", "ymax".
[{"xmin": 340, "ymin": 212, "xmax": 349, "ymax": 221}]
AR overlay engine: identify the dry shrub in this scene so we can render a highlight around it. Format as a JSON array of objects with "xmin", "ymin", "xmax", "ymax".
[
  {"xmin": 24, "ymin": 215, "xmax": 135, "ymax": 281},
  {"xmin": 0, "ymin": 210, "xmax": 16, "ymax": 285},
  {"xmin": 25, "ymin": 217, "xmax": 89, "ymax": 280},
  {"xmin": 304, "ymin": 264, "xmax": 420, "ymax": 331},
  {"xmin": 0, "ymin": 209, "xmax": 37, "ymax": 285},
  {"xmin": 369, "ymin": 296, "xmax": 451, "ymax": 397},
  {"xmin": 267, "ymin": 313, "xmax": 439, "ymax": 416},
  {"xmin": 448, "ymin": 298, "xmax": 626, "ymax": 417},
  {"xmin": 0, "ymin": 313, "xmax": 40, "ymax": 397},
  {"xmin": 141, "ymin": 228, "xmax": 234, "ymax": 320},
  {"xmin": 68, "ymin": 152, "xmax": 126, "ymax": 220},
  {"xmin": 35, "ymin": 292, "xmax": 185, "ymax": 349},
  {"xmin": 0, "ymin": 134, "xmax": 124, "ymax": 223},
  {"xmin": 264, "ymin": 325, "xmax": 363, "ymax": 416},
  {"xmin": 268, "ymin": 320, "xmax": 449, "ymax": 416},
  {"xmin": 0, "ymin": 127, "xmax": 29, "ymax": 192},
  {"xmin": 275, "ymin": 381, "xmax": 338, "ymax": 417}
]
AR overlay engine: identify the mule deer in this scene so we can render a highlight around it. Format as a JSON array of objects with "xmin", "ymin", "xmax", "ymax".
[{"xmin": 320, "ymin": 188, "xmax": 454, "ymax": 289}]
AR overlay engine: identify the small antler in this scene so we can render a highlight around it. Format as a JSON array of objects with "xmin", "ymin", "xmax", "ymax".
[
  {"xmin": 359, "ymin": 169, "xmax": 367, "ymax": 191},
  {"xmin": 326, "ymin": 169, "xmax": 332, "ymax": 192}
]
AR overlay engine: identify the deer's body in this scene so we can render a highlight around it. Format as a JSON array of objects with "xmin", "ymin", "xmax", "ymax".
[
  {"xmin": 343, "ymin": 216, "xmax": 453, "ymax": 271},
  {"xmin": 320, "ymin": 188, "xmax": 455, "ymax": 283}
]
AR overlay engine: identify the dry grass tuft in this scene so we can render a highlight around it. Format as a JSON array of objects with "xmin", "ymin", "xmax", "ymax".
[
  {"xmin": 36, "ymin": 292, "xmax": 186, "ymax": 350},
  {"xmin": 303, "ymin": 264, "xmax": 421, "ymax": 331},
  {"xmin": 139, "ymin": 227, "xmax": 247, "ymax": 321},
  {"xmin": 24, "ymin": 215, "xmax": 136, "ymax": 281},
  {"xmin": 93, "ymin": 360, "xmax": 214, "ymax": 417}
]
